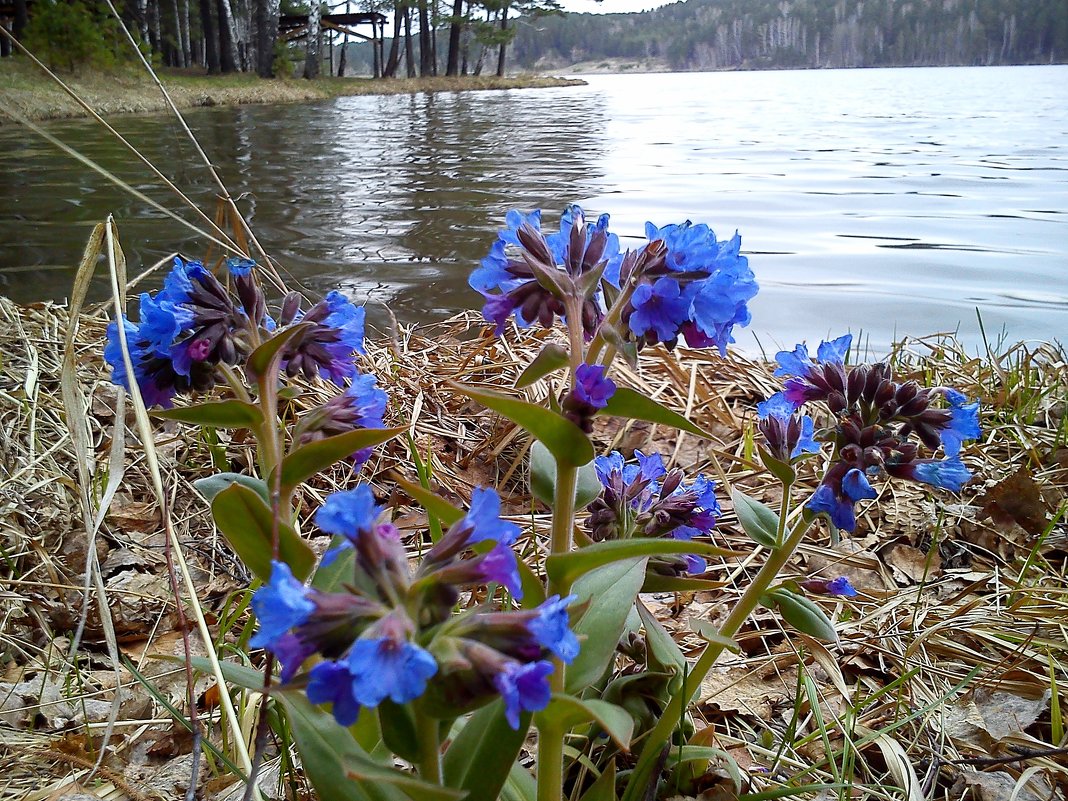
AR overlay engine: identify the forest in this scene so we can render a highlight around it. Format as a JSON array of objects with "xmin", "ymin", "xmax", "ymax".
[{"xmin": 509, "ymin": 0, "xmax": 1068, "ymax": 71}]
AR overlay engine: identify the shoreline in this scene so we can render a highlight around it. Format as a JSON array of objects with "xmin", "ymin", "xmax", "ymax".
[{"xmin": 0, "ymin": 62, "xmax": 585, "ymax": 123}]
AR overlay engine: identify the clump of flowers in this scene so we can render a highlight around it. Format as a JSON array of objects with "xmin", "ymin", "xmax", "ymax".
[
  {"xmin": 250, "ymin": 485, "xmax": 579, "ymax": 729},
  {"xmin": 765, "ymin": 333, "xmax": 980, "ymax": 532},
  {"xmin": 104, "ymin": 257, "xmax": 369, "ymax": 408},
  {"xmin": 470, "ymin": 206, "xmax": 759, "ymax": 357},
  {"xmin": 586, "ymin": 450, "xmax": 721, "ymax": 576}
]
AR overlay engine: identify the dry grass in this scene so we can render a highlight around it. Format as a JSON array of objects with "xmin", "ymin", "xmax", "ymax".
[
  {"xmin": 0, "ymin": 289, "xmax": 1064, "ymax": 799},
  {"xmin": 0, "ymin": 60, "xmax": 584, "ymax": 123}
]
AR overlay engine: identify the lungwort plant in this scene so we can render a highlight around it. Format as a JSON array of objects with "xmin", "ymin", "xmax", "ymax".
[{"xmin": 104, "ymin": 206, "xmax": 978, "ymax": 801}]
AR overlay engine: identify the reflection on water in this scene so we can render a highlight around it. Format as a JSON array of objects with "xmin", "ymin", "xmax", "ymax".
[{"xmin": 1, "ymin": 65, "xmax": 1065, "ymax": 352}]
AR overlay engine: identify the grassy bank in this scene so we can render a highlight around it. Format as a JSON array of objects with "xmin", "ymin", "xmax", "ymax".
[
  {"xmin": 0, "ymin": 60, "xmax": 585, "ymax": 123},
  {"xmin": 0, "ymin": 285, "xmax": 1065, "ymax": 797}
]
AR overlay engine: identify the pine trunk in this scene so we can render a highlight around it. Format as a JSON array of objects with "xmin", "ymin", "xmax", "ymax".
[
  {"xmin": 383, "ymin": 3, "xmax": 402, "ymax": 77},
  {"xmin": 495, "ymin": 3, "xmax": 509, "ymax": 77},
  {"xmin": 201, "ymin": 0, "xmax": 220, "ymax": 72},
  {"xmin": 255, "ymin": 0, "xmax": 279, "ymax": 77},
  {"xmin": 216, "ymin": 0, "xmax": 240, "ymax": 71},
  {"xmin": 418, "ymin": 0, "xmax": 432, "ymax": 75},
  {"xmin": 304, "ymin": 2, "xmax": 321, "ymax": 78},
  {"xmin": 445, "ymin": 0, "xmax": 464, "ymax": 75},
  {"xmin": 404, "ymin": 5, "xmax": 416, "ymax": 77}
]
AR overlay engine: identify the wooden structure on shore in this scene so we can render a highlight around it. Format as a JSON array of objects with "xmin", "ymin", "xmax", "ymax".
[{"xmin": 279, "ymin": 10, "xmax": 387, "ymax": 78}]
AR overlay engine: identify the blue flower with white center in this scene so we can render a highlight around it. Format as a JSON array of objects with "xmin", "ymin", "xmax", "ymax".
[
  {"xmin": 463, "ymin": 487, "xmax": 520, "ymax": 547},
  {"xmin": 573, "ymin": 363, "xmax": 616, "ymax": 409},
  {"xmin": 307, "ymin": 660, "xmax": 362, "ymax": 726},
  {"xmin": 494, "ymin": 660, "xmax": 554, "ymax": 729},
  {"xmin": 346, "ymin": 632, "xmax": 438, "ymax": 707},
  {"xmin": 940, "ymin": 389, "xmax": 981, "ymax": 458},
  {"xmin": 249, "ymin": 561, "xmax": 315, "ymax": 650},
  {"xmin": 628, "ymin": 276, "xmax": 691, "ymax": 343},
  {"xmin": 528, "ymin": 594, "xmax": 579, "ymax": 663}
]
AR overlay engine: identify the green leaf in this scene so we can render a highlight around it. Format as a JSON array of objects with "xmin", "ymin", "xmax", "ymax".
[
  {"xmin": 515, "ymin": 343, "xmax": 570, "ymax": 389},
  {"xmin": 597, "ymin": 323, "xmax": 638, "ymax": 370},
  {"xmin": 567, "ymin": 558, "xmax": 647, "ymax": 693},
  {"xmin": 153, "ymin": 399, "xmax": 263, "ymax": 428},
  {"xmin": 449, "ymin": 382, "xmax": 593, "ymax": 467},
  {"xmin": 579, "ymin": 760, "xmax": 616, "ymax": 801},
  {"xmin": 516, "ymin": 558, "xmax": 546, "ymax": 609},
  {"xmin": 636, "ymin": 601, "xmax": 686, "ymax": 675},
  {"xmin": 599, "ymin": 387, "xmax": 711, "ymax": 438},
  {"xmin": 688, "ymin": 620, "xmax": 741, "ymax": 653},
  {"xmin": 277, "ymin": 426, "xmax": 406, "ymax": 497},
  {"xmin": 538, "ymin": 695, "xmax": 634, "ymax": 751},
  {"xmin": 311, "ymin": 535, "xmax": 356, "ymax": 593},
  {"xmin": 246, "ymin": 321, "xmax": 313, "ymax": 380},
  {"xmin": 766, "ymin": 588, "xmax": 839, "ymax": 643},
  {"xmin": 529, "ymin": 441, "xmax": 602, "ymax": 510},
  {"xmin": 731, "ymin": 488, "xmax": 780, "ymax": 548},
  {"xmin": 442, "ymin": 700, "xmax": 528, "ymax": 799},
  {"xmin": 211, "ymin": 483, "xmax": 315, "ymax": 582},
  {"xmin": 279, "ymin": 692, "xmax": 457, "ymax": 801},
  {"xmin": 179, "ymin": 656, "xmax": 266, "ymax": 692},
  {"xmin": 377, "ymin": 701, "xmax": 421, "ymax": 763},
  {"xmin": 546, "ymin": 538, "xmax": 729, "ymax": 589},
  {"xmin": 193, "ymin": 472, "xmax": 269, "ymax": 504},
  {"xmin": 392, "ymin": 475, "xmax": 464, "ymax": 526},
  {"xmin": 640, "ymin": 574, "xmax": 729, "ymax": 594},
  {"xmin": 500, "ymin": 761, "xmax": 537, "ymax": 801},
  {"xmin": 757, "ymin": 445, "xmax": 796, "ymax": 485}
]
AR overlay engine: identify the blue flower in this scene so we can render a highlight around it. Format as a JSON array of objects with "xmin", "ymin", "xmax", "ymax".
[
  {"xmin": 757, "ymin": 392, "xmax": 820, "ymax": 460},
  {"xmin": 463, "ymin": 487, "xmax": 520, "ymax": 547},
  {"xmin": 316, "ymin": 485, "xmax": 380, "ymax": 538},
  {"xmin": 249, "ymin": 561, "xmax": 315, "ymax": 650},
  {"xmin": 628, "ymin": 276, "xmax": 691, "ymax": 343},
  {"xmin": 775, "ymin": 334, "xmax": 851, "ymax": 378},
  {"xmin": 910, "ymin": 458, "xmax": 972, "ymax": 492},
  {"xmin": 645, "ymin": 220, "xmax": 719, "ymax": 274},
  {"xmin": 137, "ymin": 290, "xmax": 193, "ymax": 355},
  {"xmin": 318, "ymin": 291, "xmax": 367, "ymax": 384},
  {"xmin": 940, "ymin": 389, "xmax": 980, "ymax": 458},
  {"xmin": 528, "ymin": 594, "xmax": 579, "ymax": 663},
  {"xmin": 807, "ymin": 483, "xmax": 857, "ymax": 532},
  {"xmin": 574, "ymin": 363, "xmax": 616, "ymax": 409},
  {"xmin": 343, "ymin": 373, "xmax": 388, "ymax": 430},
  {"xmin": 104, "ymin": 317, "xmax": 144, "ymax": 395},
  {"xmin": 479, "ymin": 290, "xmax": 518, "ymax": 335},
  {"xmin": 826, "ymin": 577, "xmax": 858, "ymax": 597},
  {"xmin": 307, "ymin": 660, "xmax": 362, "ymax": 726},
  {"xmin": 842, "ymin": 468, "xmax": 878, "ymax": 503},
  {"xmin": 271, "ymin": 632, "xmax": 318, "ymax": 683},
  {"xmin": 475, "ymin": 544, "xmax": 523, "ymax": 599},
  {"xmin": 226, "ymin": 256, "xmax": 255, "ymax": 277},
  {"xmin": 346, "ymin": 633, "xmax": 438, "ymax": 707},
  {"xmin": 104, "ymin": 317, "xmax": 185, "ymax": 409},
  {"xmin": 494, "ymin": 660, "xmax": 554, "ymax": 729}
]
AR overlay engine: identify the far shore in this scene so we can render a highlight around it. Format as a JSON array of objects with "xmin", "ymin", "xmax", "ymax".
[{"xmin": 0, "ymin": 62, "xmax": 585, "ymax": 123}]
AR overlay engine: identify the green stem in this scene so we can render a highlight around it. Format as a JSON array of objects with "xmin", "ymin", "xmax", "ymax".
[
  {"xmin": 587, "ymin": 281, "xmax": 638, "ymax": 365},
  {"xmin": 414, "ymin": 708, "xmax": 442, "ymax": 784},
  {"xmin": 620, "ymin": 513, "xmax": 816, "ymax": 801},
  {"xmin": 536, "ymin": 716, "xmax": 565, "ymax": 801}
]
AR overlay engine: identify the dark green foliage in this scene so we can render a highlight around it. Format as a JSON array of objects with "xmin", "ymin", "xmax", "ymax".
[
  {"xmin": 510, "ymin": 0, "xmax": 1068, "ymax": 70},
  {"xmin": 23, "ymin": 0, "xmax": 125, "ymax": 73}
]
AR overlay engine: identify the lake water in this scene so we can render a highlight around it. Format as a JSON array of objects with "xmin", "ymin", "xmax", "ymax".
[{"xmin": 1, "ymin": 65, "xmax": 1065, "ymax": 354}]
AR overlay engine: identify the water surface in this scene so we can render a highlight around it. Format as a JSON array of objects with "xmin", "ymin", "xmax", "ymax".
[{"xmin": 1, "ymin": 65, "xmax": 1065, "ymax": 353}]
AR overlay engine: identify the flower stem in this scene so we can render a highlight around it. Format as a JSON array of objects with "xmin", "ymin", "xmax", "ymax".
[
  {"xmin": 620, "ymin": 512, "xmax": 816, "ymax": 801},
  {"xmin": 536, "ymin": 717, "xmax": 565, "ymax": 801},
  {"xmin": 415, "ymin": 708, "xmax": 442, "ymax": 784}
]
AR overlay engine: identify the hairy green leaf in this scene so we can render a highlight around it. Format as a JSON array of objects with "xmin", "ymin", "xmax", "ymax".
[
  {"xmin": 153, "ymin": 399, "xmax": 263, "ymax": 428},
  {"xmin": 442, "ymin": 700, "xmax": 528, "ymax": 799},
  {"xmin": 211, "ymin": 483, "xmax": 314, "ymax": 582},
  {"xmin": 766, "ymin": 587, "xmax": 839, "ymax": 643},
  {"xmin": 546, "ymin": 538, "xmax": 729, "ymax": 589},
  {"xmin": 193, "ymin": 472, "xmax": 269, "ymax": 504},
  {"xmin": 731, "ymin": 488, "xmax": 780, "ymax": 548},
  {"xmin": 529, "ymin": 440, "xmax": 602, "ymax": 510},
  {"xmin": 538, "ymin": 695, "xmax": 634, "ymax": 751},
  {"xmin": 449, "ymin": 382, "xmax": 593, "ymax": 467},
  {"xmin": 246, "ymin": 321, "xmax": 313, "ymax": 380},
  {"xmin": 515, "ymin": 343, "xmax": 570, "ymax": 388},
  {"xmin": 599, "ymin": 387, "xmax": 711, "ymax": 438},
  {"xmin": 277, "ymin": 426, "xmax": 406, "ymax": 497}
]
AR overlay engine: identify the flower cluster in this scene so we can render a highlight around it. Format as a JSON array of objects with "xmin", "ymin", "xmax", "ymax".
[
  {"xmin": 586, "ymin": 450, "xmax": 721, "ymax": 575},
  {"xmin": 104, "ymin": 257, "xmax": 369, "ymax": 407},
  {"xmin": 470, "ymin": 205, "xmax": 619, "ymax": 338},
  {"xmin": 250, "ymin": 485, "xmax": 579, "ymax": 729},
  {"xmin": 766, "ymin": 334, "xmax": 980, "ymax": 532},
  {"xmin": 104, "ymin": 257, "xmax": 256, "ymax": 407},
  {"xmin": 611, "ymin": 222, "xmax": 759, "ymax": 354}
]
